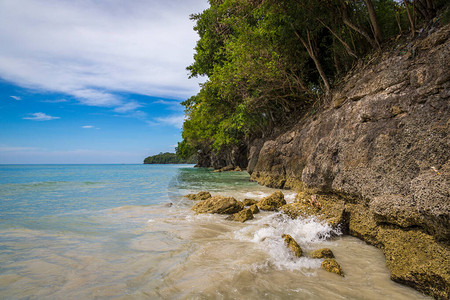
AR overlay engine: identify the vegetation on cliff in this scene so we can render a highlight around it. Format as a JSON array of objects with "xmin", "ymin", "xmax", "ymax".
[
  {"xmin": 178, "ymin": 0, "xmax": 449, "ymax": 159},
  {"xmin": 143, "ymin": 152, "xmax": 197, "ymax": 164}
]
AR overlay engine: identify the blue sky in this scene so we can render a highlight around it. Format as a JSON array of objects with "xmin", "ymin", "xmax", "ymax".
[{"xmin": 0, "ymin": 0, "xmax": 208, "ymax": 164}]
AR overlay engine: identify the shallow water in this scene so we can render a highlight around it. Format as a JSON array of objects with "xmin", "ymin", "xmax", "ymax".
[{"xmin": 0, "ymin": 165, "xmax": 430, "ymax": 299}]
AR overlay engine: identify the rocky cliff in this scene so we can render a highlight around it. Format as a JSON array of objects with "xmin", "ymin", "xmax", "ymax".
[{"xmin": 246, "ymin": 25, "xmax": 449, "ymax": 298}]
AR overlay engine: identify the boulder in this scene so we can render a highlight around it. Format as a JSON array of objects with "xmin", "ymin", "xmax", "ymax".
[
  {"xmin": 192, "ymin": 196, "xmax": 244, "ymax": 214},
  {"xmin": 257, "ymin": 191, "xmax": 286, "ymax": 211},
  {"xmin": 310, "ymin": 248, "xmax": 335, "ymax": 259},
  {"xmin": 282, "ymin": 234, "xmax": 302, "ymax": 257},
  {"xmin": 242, "ymin": 198, "xmax": 258, "ymax": 206},
  {"xmin": 249, "ymin": 204, "xmax": 260, "ymax": 214},
  {"xmin": 226, "ymin": 207, "xmax": 254, "ymax": 222},
  {"xmin": 321, "ymin": 259, "xmax": 344, "ymax": 277},
  {"xmin": 185, "ymin": 191, "xmax": 212, "ymax": 201},
  {"xmin": 234, "ymin": 166, "xmax": 242, "ymax": 172}
]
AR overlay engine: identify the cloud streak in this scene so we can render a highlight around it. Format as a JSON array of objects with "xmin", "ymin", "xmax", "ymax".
[
  {"xmin": 23, "ymin": 112, "xmax": 60, "ymax": 121},
  {"xmin": 10, "ymin": 96, "xmax": 21, "ymax": 100},
  {"xmin": 0, "ymin": 0, "xmax": 207, "ymax": 111}
]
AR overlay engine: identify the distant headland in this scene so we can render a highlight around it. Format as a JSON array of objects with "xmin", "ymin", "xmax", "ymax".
[{"xmin": 143, "ymin": 152, "xmax": 197, "ymax": 164}]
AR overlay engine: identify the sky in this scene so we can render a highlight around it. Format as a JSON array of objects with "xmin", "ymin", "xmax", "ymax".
[{"xmin": 0, "ymin": 0, "xmax": 209, "ymax": 164}]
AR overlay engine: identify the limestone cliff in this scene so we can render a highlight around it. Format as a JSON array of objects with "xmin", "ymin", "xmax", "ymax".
[{"xmin": 246, "ymin": 25, "xmax": 449, "ymax": 298}]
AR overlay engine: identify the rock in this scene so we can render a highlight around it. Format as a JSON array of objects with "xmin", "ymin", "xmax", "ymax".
[
  {"xmin": 249, "ymin": 204, "xmax": 260, "ymax": 214},
  {"xmin": 234, "ymin": 166, "xmax": 242, "ymax": 172},
  {"xmin": 184, "ymin": 191, "xmax": 212, "ymax": 201},
  {"xmin": 192, "ymin": 196, "xmax": 244, "ymax": 214},
  {"xmin": 282, "ymin": 234, "xmax": 302, "ymax": 257},
  {"xmin": 226, "ymin": 207, "xmax": 254, "ymax": 222},
  {"xmin": 321, "ymin": 259, "xmax": 344, "ymax": 277},
  {"xmin": 310, "ymin": 248, "xmax": 335, "ymax": 259},
  {"xmin": 257, "ymin": 191, "xmax": 286, "ymax": 211},
  {"xmin": 242, "ymin": 198, "xmax": 258, "ymax": 206}
]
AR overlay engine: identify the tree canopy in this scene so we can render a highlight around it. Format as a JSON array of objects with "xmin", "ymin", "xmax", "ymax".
[
  {"xmin": 143, "ymin": 152, "xmax": 197, "ymax": 164},
  {"xmin": 178, "ymin": 0, "xmax": 449, "ymax": 159}
]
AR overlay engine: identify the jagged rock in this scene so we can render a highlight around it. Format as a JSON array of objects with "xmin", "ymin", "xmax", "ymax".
[
  {"xmin": 257, "ymin": 191, "xmax": 286, "ymax": 211},
  {"xmin": 234, "ymin": 166, "xmax": 242, "ymax": 172},
  {"xmin": 226, "ymin": 207, "xmax": 254, "ymax": 222},
  {"xmin": 310, "ymin": 248, "xmax": 335, "ymax": 259},
  {"xmin": 249, "ymin": 204, "xmax": 259, "ymax": 214},
  {"xmin": 242, "ymin": 198, "xmax": 258, "ymax": 206},
  {"xmin": 192, "ymin": 196, "xmax": 244, "ymax": 214},
  {"xmin": 282, "ymin": 234, "xmax": 302, "ymax": 257},
  {"xmin": 321, "ymin": 259, "xmax": 344, "ymax": 277},
  {"xmin": 184, "ymin": 191, "xmax": 212, "ymax": 201}
]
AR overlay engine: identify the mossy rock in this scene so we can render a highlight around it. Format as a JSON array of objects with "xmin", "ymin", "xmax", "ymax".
[
  {"xmin": 226, "ymin": 207, "xmax": 254, "ymax": 222},
  {"xmin": 257, "ymin": 191, "xmax": 286, "ymax": 211},
  {"xmin": 242, "ymin": 198, "xmax": 258, "ymax": 206},
  {"xmin": 185, "ymin": 191, "xmax": 211, "ymax": 201},
  {"xmin": 249, "ymin": 204, "xmax": 260, "ymax": 214},
  {"xmin": 311, "ymin": 248, "xmax": 335, "ymax": 259},
  {"xmin": 282, "ymin": 234, "xmax": 303, "ymax": 257},
  {"xmin": 192, "ymin": 196, "xmax": 244, "ymax": 214},
  {"xmin": 321, "ymin": 259, "xmax": 344, "ymax": 277}
]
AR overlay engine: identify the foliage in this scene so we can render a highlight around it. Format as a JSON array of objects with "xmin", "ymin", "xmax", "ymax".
[
  {"xmin": 143, "ymin": 152, "xmax": 197, "ymax": 164},
  {"xmin": 178, "ymin": 0, "xmax": 449, "ymax": 157}
]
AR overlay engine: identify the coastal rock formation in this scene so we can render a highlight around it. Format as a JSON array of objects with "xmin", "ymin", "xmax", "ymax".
[
  {"xmin": 192, "ymin": 196, "xmax": 244, "ymax": 214},
  {"xmin": 249, "ymin": 204, "xmax": 259, "ymax": 214},
  {"xmin": 321, "ymin": 259, "xmax": 344, "ymax": 277},
  {"xmin": 257, "ymin": 191, "xmax": 286, "ymax": 211},
  {"xmin": 247, "ymin": 25, "xmax": 450, "ymax": 298},
  {"xmin": 310, "ymin": 248, "xmax": 335, "ymax": 259},
  {"xmin": 185, "ymin": 191, "xmax": 212, "ymax": 200},
  {"xmin": 282, "ymin": 234, "xmax": 303, "ymax": 257},
  {"xmin": 226, "ymin": 207, "xmax": 254, "ymax": 222},
  {"xmin": 242, "ymin": 198, "xmax": 258, "ymax": 206}
]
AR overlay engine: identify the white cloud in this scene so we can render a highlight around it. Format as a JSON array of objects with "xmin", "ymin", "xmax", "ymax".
[
  {"xmin": 82, "ymin": 125, "xmax": 94, "ymax": 129},
  {"xmin": 155, "ymin": 114, "xmax": 185, "ymax": 128},
  {"xmin": 114, "ymin": 101, "xmax": 142, "ymax": 113},
  {"xmin": 10, "ymin": 95, "xmax": 21, "ymax": 100},
  {"xmin": 23, "ymin": 112, "xmax": 60, "ymax": 121},
  {"xmin": 42, "ymin": 99, "xmax": 68, "ymax": 103},
  {"xmin": 0, "ymin": 0, "xmax": 208, "ymax": 110}
]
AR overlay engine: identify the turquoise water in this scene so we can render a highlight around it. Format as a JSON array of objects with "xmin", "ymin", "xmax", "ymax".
[{"xmin": 0, "ymin": 165, "xmax": 430, "ymax": 299}]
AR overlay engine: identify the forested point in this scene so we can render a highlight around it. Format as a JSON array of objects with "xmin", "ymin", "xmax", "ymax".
[
  {"xmin": 143, "ymin": 152, "xmax": 197, "ymax": 164},
  {"xmin": 177, "ymin": 0, "xmax": 449, "ymax": 159}
]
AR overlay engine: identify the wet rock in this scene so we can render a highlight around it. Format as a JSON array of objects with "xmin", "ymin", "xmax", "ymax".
[
  {"xmin": 321, "ymin": 259, "xmax": 344, "ymax": 277},
  {"xmin": 185, "ymin": 191, "xmax": 212, "ymax": 201},
  {"xmin": 242, "ymin": 198, "xmax": 258, "ymax": 206},
  {"xmin": 282, "ymin": 234, "xmax": 302, "ymax": 257},
  {"xmin": 249, "ymin": 204, "xmax": 260, "ymax": 214},
  {"xmin": 234, "ymin": 166, "xmax": 242, "ymax": 172},
  {"xmin": 214, "ymin": 165, "xmax": 235, "ymax": 173},
  {"xmin": 192, "ymin": 196, "xmax": 244, "ymax": 214},
  {"xmin": 257, "ymin": 191, "xmax": 286, "ymax": 211},
  {"xmin": 310, "ymin": 248, "xmax": 335, "ymax": 259},
  {"xmin": 226, "ymin": 207, "xmax": 254, "ymax": 222}
]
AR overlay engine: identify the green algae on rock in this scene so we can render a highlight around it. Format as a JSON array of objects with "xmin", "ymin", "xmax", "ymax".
[
  {"xmin": 257, "ymin": 191, "xmax": 286, "ymax": 211},
  {"xmin": 192, "ymin": 196, "xmax": 244, "ymax": 214},
  {"xmin": 185, "ymin": 191, "xmax": 212, "ymax": 201},
  {"xmin": 321, "ymin": 259, "xmax": 344, "ymax": 277},
  {"xmin": 226, "ymin": 207, "xmax": 254, "ymax": 222},
  {"xmin": 282, "ymin": 234, "xmax": 303, "ymax": 257},
  {"xmin": 311, "ymin": 248, "xmax": 335, "ymax": 259},
  {"xmin": 242, "ymin": 198, "xmax": 258, "ymax": 206}
]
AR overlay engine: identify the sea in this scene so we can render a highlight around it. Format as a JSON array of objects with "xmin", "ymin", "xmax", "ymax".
[{"xmin": 0, "ymin": 164, "xmax": 430, "ymax": 299}]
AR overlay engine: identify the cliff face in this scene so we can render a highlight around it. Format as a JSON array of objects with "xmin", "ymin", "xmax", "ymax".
[{"xmin": 247, "ymin": 25, "xmax": 449, "ymax": 298}]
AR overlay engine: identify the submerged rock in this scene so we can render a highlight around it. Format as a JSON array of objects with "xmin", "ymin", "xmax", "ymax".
[
  {"xmin": 310, "ymin": 248, "xmax": 335, "ymax": 259},
  {"xmin": 321, "ymin": 259, "xmax": 344, "ymax": 277},
  {"xmin": 185, "ymin": 191, "xmax": 212, "ymax": 201},
  {"xmin": 242, "ymin": 198, "xmax": 258, "ymax": 206},
  {"xmin": 226, "ymin": 207, "xmax": 254, "ymax": 222},
  {"xmin": 192, "ymin": 196, "xmax": 244, "ymax": 214},
  {"xmin": 249, "ymin": 204, "xmax": 260, "ymax": 214},
  {"xmin": 282, "ymin": 234, "xmax": 302, "ymax": 257},
  {"xmin": 257, "ymin": 191, "xmax": 286, "ymax": 211}
]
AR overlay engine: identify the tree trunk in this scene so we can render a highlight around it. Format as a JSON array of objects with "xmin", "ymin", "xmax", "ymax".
[
  {"xmin": 293, "ymin": 29, "xmax": 331, "ymax": 95},
  {"xmin": 343, "ymin": 18, "xmax": 378, "ymax": 49},
  {"xmin": 404, "ymin": 0, "xmax": 415, "ymax": 37},
  {"xmin": 317, "ymin": 18, "xmax": 359, "ymax": 59},
  {"xmin": 364, "ymin": 0, "xmax": 382, "ymax": 46}
]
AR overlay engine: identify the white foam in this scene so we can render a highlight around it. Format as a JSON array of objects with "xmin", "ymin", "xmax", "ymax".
[{"xmin": 234, "ymin": 213, "xmax": 341, "ymax": 271}]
